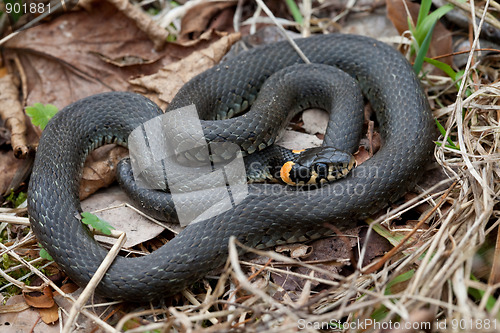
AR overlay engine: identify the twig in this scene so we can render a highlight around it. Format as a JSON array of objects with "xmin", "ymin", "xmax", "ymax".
[
  {"xmin": 62, "ymin": 231, "xmax": 126, "ymax": 333},
  {"xmin": 254, "ymin": 0, "xmax": 310, "ymax": 63}
]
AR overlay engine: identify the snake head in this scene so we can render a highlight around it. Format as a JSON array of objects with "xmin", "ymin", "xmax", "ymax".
[{"xmin": 280, "ymin": 147, "xmax": 355, "ymax": 186}]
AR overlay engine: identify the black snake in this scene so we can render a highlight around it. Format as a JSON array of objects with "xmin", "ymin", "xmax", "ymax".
[{"xmin": 27, "ymin": 34, "xmax": 435, "ymax": 301}]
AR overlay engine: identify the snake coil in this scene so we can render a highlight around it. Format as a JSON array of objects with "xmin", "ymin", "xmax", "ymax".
[{"xmin": 28, "ymin": 34, "xmax": 435, "ymax": 301}]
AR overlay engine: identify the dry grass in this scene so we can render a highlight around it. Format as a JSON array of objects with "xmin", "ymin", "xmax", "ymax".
[{"xmin": 1, "ymin": 0, "xmax": 499, "ymax": 332}]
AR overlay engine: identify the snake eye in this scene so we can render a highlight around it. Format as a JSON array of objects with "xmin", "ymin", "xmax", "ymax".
[{"xmin": 314, "ymin": 163, "xmax": 329, "ymax": 180}]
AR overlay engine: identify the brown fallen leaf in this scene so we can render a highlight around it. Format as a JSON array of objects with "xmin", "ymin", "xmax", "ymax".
[
  {"xmin": 58, "ymin": 283, "xmax": 79, "ymax": 295},
  {"xmin": 80, "ymin": 185, "xmax": 167, "ymax": 248},
  {"xmin": 355, "ymin": 133, "xmax": 381, "ymax": 165},
  {"xmin": 179, "ymin": 1, "xmax": 236, "ymax": 42},
  {"xmin": 357, "ymin": 227, "xmax": 393, "ymax": 267},
  {"xmin": 105, "ymin": 0, "xmax": 169, "ymax": 50},
  {"xmin": 22, "ymin": 283, "xmax": 60, "ymax": 324},
  {"xmin": 2, "ymin": 295, "xmax": 60, "ymax": 333},
  {"xmin": 275, "ymin": 243, "xmax": 312, "ymax": 258},
  {"xmin": 38, "ymin": 304, "xmax": 59, "ymax": 325},
  {"xmin": 23, "ymin": 286, "xmax": 55, "ymax": 309},
  {"xmin": 0, "ymin": 74, "xmax": 40, "ymax": 197},
  {"xmin": 0, "ymin": 299, "xmax": 30, "ymax": 313},
  {"xmin": 130, "ymin": 32, "xmax": 241, "ymax": 109},
  {"xmin": 80, "ymin": 145, "xmax": 128, "ymax": 200},
  {"xmin": 354, "ymin": 146, "xmax": 371, "ymax": 166},
  {"xmin": 0, "ymin": 147, "xmax": 30, "ymax": 197},
  {"xmin": 3, "ymin": 1, "xmax": 212, "ymax": 110}
]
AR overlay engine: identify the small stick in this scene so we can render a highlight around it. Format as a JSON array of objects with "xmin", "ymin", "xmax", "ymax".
[{"xmin": 62, "ymin": 231, "xmax": 126, "ymax": 333}]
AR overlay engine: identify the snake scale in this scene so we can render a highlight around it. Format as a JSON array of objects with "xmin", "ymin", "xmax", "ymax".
[{"xmin": 27, "ymin": 34, "xmax": 435, "ymax": 301}]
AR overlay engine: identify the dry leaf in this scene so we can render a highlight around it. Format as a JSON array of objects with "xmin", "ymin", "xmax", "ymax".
[
  {"xmin": 275, "ymin": 244, "xmax": 312, "ymax": 258},
  {"xmin": 0, "ymin": 75, "xmax": 39, "ymax": 196},
  {"xmin": 354, "ymin": 146, "xmax": 371, "ymax": 165},
  {"xmin": 23, "ymin": 287, "xmax": 54, "ymax": 309},
  {"xmin": 1, "ymin": 295, "xmax": 60, "ymax": 333},
  {"xmin": 270, "ymin": 227, "xmax": 361, "ymax": 300},
  {"xmin": 0, "ymin": 300, "xmax": 30, "ymax": 313},
  {"xmin": 357, "ymin": 227, "xmax": 393, "ymax": 266},
  {"xmin": 105, "ymin": 0, "xmax": 169, "ymax": 50},
  {"xmin": 301, "ymin": 109, "xmax": 329, "ymax": 135},
  {"xmin": 54, "ymin": 283, "xmax": 80, "ymax": 296},
  {"xmin": 80, "ymin": 145, "xmax": 128, "ymax": 200},
  {"xmin": 80, "ymin": 186, "xmax": 168, "ymax": 248},
  {"xmin": 130, "ymin": 32, "xmax": 241, "ymax": 109},
  {"xmin": 179, "ymin": 1, "xmax": 236, "ymax": 42},
  {"xmin": 23, "ymin": 287, "xmax": 60, "ymax": 324},
  {"xmin": 38, "ymin": 305, "xmax": 59, "ymax": 325},
  {"xmin": 3, "ymin": 1, "xmax": 208, "ymax": 109},
  {"xmin": 278, "ymin": 131, "xmax": 322, "ymax": 151},
  {"xmin": 0, "ymin": 150, "xmax": 27, "ymax": 196}
]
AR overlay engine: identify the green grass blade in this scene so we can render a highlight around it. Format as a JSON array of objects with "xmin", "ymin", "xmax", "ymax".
[
  {"xmin": 366, "ymin": 220, "xmax": 406, "ymax": 247},
  {"xmin": 285, "ymin": 0, "xmax": 303, "ymax": 24},
  {"xmin": 425, "ymin": 58, "xmax": 471, "ymax": 95},
  {"xmin": 424, "ymin": 57, "xmax": 458, "ymax": 80},
  {"xmin": 415, "ymin": 4, "xmax": 453, "ymax": 44},
  {"xmin": 416, "ymin": 0, "xmax": 433, "ymax": 30},
  {"xmin": 414, "ymin": 21, "xmax": 436, "ymax": 75},
  {"xmin": 435, "ymin": 119, "xmax": 459, "ymax": 149},
  {"xmin": 386, "ymin": 269, "xmax": 415, "ymax": 292},
  {"xmin": 434, "ymin": 141, "xmax": 461, "ymax": 150},
  {"xmin": 469, "ymin": 276, "xmax": 499, "ymax": 316}
]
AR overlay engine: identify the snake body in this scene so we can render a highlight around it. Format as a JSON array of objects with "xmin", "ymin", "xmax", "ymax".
[{"xmin": 27, "ymin": 34, "xmax": 435, "ymax": 301}]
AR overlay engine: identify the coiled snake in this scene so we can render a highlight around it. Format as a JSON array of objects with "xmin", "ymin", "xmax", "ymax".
[{"xmin": 27, "ymin": 34, "xmax": 435, "ymax": 301}]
